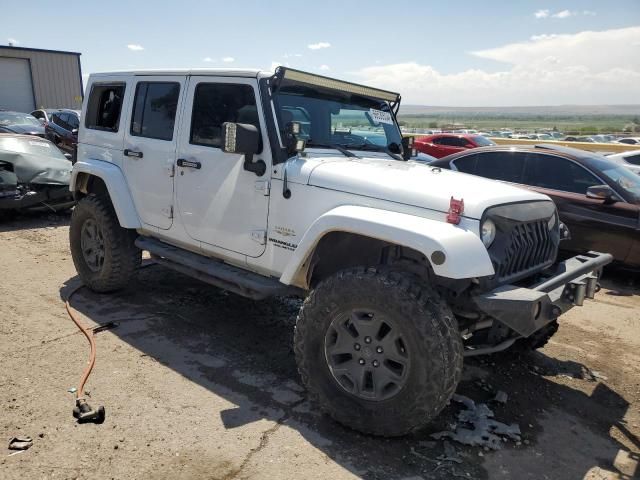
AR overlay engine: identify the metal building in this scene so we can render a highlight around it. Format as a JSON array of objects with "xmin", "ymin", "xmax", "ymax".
[{"xmin": 0, "ymin": 45, "xmax": 83, "ymax": 112}]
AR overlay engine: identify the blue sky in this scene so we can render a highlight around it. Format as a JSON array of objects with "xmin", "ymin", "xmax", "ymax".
[{"xmin": 4, "ymin": 0, "xmax": 640, "ymax": 106}]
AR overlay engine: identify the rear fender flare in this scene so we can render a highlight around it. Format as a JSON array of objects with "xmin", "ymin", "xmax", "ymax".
[{"xmin": 71, "ymin": 159, "xmax": 141, "ymax": 229}]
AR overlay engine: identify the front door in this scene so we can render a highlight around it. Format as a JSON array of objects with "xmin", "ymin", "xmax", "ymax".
[
  {"xmin": 523, "ymin": 153, "xmax": 637, "ymax": 262},
  {"xmin": 123, "ymin": 76, "xmax": 185, "ymax": 230},
  {"xmin": 175, "ymin": 76, "xmax": 270, "ymax": 258}
]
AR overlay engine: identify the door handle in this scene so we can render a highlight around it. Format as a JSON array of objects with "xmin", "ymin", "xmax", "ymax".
[
  {"xmin": 176, "ymin": 158, "xmax": 201, "ymax": 169},
  {"xmin": 124, "ymin": 149, "xmax": 143, "ymax": 158}
]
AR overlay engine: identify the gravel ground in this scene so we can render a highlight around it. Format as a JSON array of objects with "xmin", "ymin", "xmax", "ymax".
[{"xmin": 1, "ymin": 211, "xmax": 638, "ymax": 479}]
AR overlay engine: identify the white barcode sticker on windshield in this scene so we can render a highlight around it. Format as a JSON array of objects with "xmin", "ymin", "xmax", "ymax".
[
  {"xmin": 29, "ymin": 141, "xmax": 50, "ymax": 148},
  {"xmin": 369, "ymin": 109, "xmax": 393, "ymax": 125}
]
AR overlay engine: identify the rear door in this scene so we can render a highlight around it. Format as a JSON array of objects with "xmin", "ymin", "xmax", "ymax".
[
  {"xmin": 522, "ymin": 153, "xmax": 636, "ymax": 262},
  {"xmin": 122, "ymin": 76, "xmax": 185, "ymax": 230}
]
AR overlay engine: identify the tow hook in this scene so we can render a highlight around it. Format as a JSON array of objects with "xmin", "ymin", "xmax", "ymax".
[{"xmin": 73, "ymin": 398, "xmax": 105, "ymax": 424}]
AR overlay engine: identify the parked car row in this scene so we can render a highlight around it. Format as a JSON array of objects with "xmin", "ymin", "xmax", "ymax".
[{"xmin": 0, "ymin": 108, "xmax": 80, "ymax": 159}]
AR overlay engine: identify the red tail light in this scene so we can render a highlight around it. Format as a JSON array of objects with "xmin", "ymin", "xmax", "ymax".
[{"xmin": 447, "ymin": 197, "xmax": 464, "ymax": 224}]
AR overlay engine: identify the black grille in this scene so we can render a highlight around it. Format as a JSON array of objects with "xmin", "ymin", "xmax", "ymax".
[
  {"xmin": 484, "ymin": 201, "xmax": 560, "ymax": 285},
  {"xmin": 496, "ymin": 220, "xmax": 556, "ymax": 281}
]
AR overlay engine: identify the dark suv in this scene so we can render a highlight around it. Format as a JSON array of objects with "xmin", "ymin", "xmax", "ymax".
[
  {"xmin": 32, "ymin": 109, "xmax": 81, "ymax": 158},
  {"xmin": 430, "ymin": 144, "xmax": 640, "ymax": 268}
]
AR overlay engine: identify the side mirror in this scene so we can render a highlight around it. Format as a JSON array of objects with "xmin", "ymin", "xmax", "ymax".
[
  {"xmin": 63, "ymin": 153, "xmax": 72, "ymax": 160},
  {"xmin": 72, "ymin": 128, "xmax": 78, "ymax": 135},
  {"xmin": 586, "ymin": 185, "xmax": 616, "ymax": 203},
  {"xmin": 284, "ymin": 122, "xmax": 305, "ymax": 156},
  {"xmin": 222, "ymin": 122, "xmax": 265, "ymax": 176},
  {"xmin": 401, "ymin": 136, "xmax": 417, "ymax": 160}
]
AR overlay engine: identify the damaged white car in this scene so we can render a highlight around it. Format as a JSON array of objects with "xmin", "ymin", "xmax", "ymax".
[{"xmin": 0, "ymin": 134, "xmax": 74, "ymax": 213}]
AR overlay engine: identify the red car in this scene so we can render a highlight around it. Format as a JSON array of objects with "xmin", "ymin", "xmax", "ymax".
[{"xmin": 414, "ymin": 133, "xmax": 495, "ymax": 158}]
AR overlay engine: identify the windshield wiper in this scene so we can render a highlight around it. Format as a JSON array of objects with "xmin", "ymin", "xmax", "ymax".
[
  {"xmin": 306, "ymin": 143, "xmax": 358, "ymax": 158},
  {"xmin": 348, "ymin": 143, "xmax": 403, "ymax": 161}
]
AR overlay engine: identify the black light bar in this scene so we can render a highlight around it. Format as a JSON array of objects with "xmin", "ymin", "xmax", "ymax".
[{"xmin": 276, "ymin": 67, "xmax": 400, "ymax": 103}]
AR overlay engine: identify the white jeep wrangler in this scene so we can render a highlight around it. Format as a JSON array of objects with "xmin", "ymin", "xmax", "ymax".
[{"xmin": 69, "ymin": 67, "xmax": 611, "ymax": 436}]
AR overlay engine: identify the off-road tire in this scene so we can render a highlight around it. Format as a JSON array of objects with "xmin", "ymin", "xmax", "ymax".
[
  {"xmin": 294, "ymin": 267, "xmax": 463, "ymax": 436},
  {"xmin": 516, "ymin": 320, "xmax": 559, "ymax": 351},
  {"xmin": 70, "ymin": 195, "xmax": 140, "ymax": 292}
]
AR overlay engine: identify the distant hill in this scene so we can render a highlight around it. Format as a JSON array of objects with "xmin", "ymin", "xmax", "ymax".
[{"xmin": 399, "ymin": 105, "xmax": 640, "ymax": 117}]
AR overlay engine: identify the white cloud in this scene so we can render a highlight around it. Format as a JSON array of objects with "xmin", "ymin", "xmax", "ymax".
[
  {"xmin": 350, "ymin": 27, "xmax": 640, "ymax": 106},
  {"xmin": 127, "ymin": 44, "xmax": 144, "ymax": 51},
  {"xmin": 283, "ymin": 53, "xmax": 303, "ymax": 59},
  {"xmin": 7, "ymin": 37, "xmax": 19, "ymax": 45},
  {"xmin": 308, "ymin": 42, "xmax": 331, "ymax": 50},
  {"xmin": 536, "ymin": 9, "xmax": 596, "ymax": 20},
  {"xmin": 202, "ymin": 57, "xmax": 214, "ymax": 62},
  {"xmin": 552, "ymin": 9, "xmax": 572, "ymax": 19},
  {"xmin": 222, "ymin": 56, "xmax": 235, "ymax": 63},
  {"xmin": 319, "ymin": 64, "xmax": 330, "ymax": 71}
]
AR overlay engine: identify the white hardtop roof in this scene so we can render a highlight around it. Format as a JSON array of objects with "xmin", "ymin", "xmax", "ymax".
[{"xmin": 90, "ymin": 68, "xmax": 268, "ymax": 78}]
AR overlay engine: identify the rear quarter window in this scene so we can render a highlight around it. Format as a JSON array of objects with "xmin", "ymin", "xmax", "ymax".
[{"xmin": 85, "ymin": 83, "xmax": 126, "ymax": 132}]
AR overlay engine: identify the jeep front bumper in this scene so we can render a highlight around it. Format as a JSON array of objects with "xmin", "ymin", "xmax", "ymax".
[{"xmin": 472, "ymin": 251, "xmax": 613, "ymax": 338}]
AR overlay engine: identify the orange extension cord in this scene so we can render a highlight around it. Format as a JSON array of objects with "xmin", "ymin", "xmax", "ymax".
[
  {"xmin": 64, "ymin": 283, "xmax": 105, "ymax": 423},
  {"xmin": 65, "ymin": 285, "xmax": 96, "ymax": 401}
]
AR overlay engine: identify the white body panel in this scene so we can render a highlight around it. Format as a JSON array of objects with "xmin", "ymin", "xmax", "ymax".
[{"xmin": 279, "ymin": 205, "xmax": 492, "ymax": 284}]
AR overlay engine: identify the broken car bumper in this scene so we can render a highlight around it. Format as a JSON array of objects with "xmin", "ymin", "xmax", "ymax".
[{"xmin": 472, "ymin": 251, "xmax": 613, "ymax": 338}]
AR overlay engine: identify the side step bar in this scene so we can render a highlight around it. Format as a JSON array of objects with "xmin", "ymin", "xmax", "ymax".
[{"xmin": 135, "ymin": 236, "xmax": 301, "ymax": 300}]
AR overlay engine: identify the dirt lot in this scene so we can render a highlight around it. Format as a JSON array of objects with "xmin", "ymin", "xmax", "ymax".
[{"xmin": 1, "ymin": 212, "xmax": 639, "ymax": 480}]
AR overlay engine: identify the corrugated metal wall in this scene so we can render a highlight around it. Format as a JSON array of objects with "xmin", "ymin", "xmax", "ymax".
[{"xmin": 0, "ymin": 47, "xmax": 82, "ymax": 110}]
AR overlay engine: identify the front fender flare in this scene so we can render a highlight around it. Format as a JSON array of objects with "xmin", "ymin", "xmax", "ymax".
[
  {"xmin": 280, "ymin": 205, "xmax": 494, "ymax": 286},
  {"xmin": 71, "ymin": 159, "xmax": 141, "ymax": 229}
]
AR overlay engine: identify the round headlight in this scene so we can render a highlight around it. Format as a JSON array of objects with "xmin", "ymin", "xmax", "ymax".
[{"xmin": 481, "ymin": 219, "xmax": 496, "ymax": 248}]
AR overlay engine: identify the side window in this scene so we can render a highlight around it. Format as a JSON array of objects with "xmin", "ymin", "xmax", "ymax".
[
  {"xmin": 453, "ymin": 154, "xmax": 478, "ymax": 174},
  {"xmin": 50, "ymin": 113, "xmax": 60, "ymax": 126},
  {"xmin": 32, "ymin": 111, "xmax": 43, "ymax": 120},
  {"xmin": 130, "ymin": 82, "xmax": 180, "ymax": 141},
  {"xmin": 524, "ymin": 154, "xmax": 600, "ymax": 194},
  {"xmin": 439, "ymin": 137, "xmax": 469, "ymax": 147},
  {"xmin": 67, "ymin": 114, "xmax": 79, "ymax": 130},
  {"xmin": 58, "ymin": 113, "xmax": 71, "ymax": 130},
  {"xmin": 85, "ymin": 83, "xmax": 126, "ymax": 132},
  {"xmin": 625, "ymin": 154, "xmax": 640, "ymax": 166},
  {"xmin": 474, "ymin": 152, "xmax": 527, "ymax": 183},
  {"xmin": 190, "ymin": 83, "xmax": 260, "ymax": 150}
]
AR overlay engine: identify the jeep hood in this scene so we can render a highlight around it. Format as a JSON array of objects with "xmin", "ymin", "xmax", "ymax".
[{"xmin": 305, "ymin": 156, "xmax": 550, "ymax": 220}]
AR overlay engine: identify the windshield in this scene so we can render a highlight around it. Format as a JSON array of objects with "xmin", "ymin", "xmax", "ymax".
[
  {"xmin": 0, "ymin": 136, "xmax": 67, "ymax": 160},
  {"xmin": 0, "ymin": 112, "xmax": 41, "ymax": 127},
  {"xmin": 585, "ymin": 156, "xmax": 640, "ymax": 203},
  {"xmin": 274, "ymin": 84, "xmax": 402, "ymax": 153}
]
